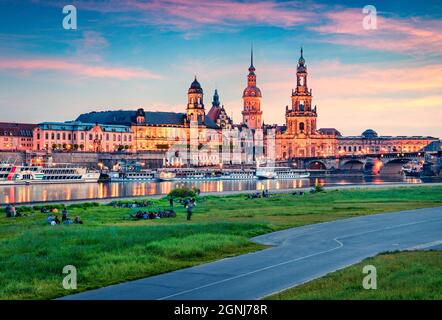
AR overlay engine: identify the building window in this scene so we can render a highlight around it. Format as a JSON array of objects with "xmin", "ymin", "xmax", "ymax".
[{"xmin": 299, "ymin": 122, "xmax": 305, "ymax": 132}]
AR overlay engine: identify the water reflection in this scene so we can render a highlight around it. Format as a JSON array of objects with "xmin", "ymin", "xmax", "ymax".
[{"xmin": 0, "ymin": 175, "xmax": 424, "ymax": 205}]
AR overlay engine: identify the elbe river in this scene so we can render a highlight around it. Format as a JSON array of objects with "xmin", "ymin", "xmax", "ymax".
[{"xmin": 0, "ymin": 175, "xmax": 423, "ymax": 205}]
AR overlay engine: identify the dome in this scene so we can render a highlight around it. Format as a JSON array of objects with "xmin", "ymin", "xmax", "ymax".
[
  {"xmin": 362, "ymin": 129, "xmax": 378, "ymax": 138},
  {"xmin": 188, "ymin": 77, "xmax": 203, "ymax": 94},
  {"xmin": 243, "ymin": 86, "xmax": 262, "ymax": 98}
]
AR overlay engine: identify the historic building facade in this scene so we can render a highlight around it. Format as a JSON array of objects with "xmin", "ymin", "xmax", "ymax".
[
  {"xmin": 76, "ymin": 78, "xmax": 222, "ymax": 165},
  {"xmin": 0, "ymin": 122, "xmax": 36, "ymax": 151},
  {"xmin": 33, "ymin": 122, "xmax": 133, "ymax": 152},
  {"xmin": 272, "ymin": 49, "xmax": 338, "ymax": 159},
  {"xmin": 337, "ymin": 129, "xmax": 437, "ymax": 155}
]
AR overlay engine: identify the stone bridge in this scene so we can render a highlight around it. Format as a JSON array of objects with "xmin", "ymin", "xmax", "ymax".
[{"xmin": 289, "ymin": 152, "xmax": 429, "ymax": 175}]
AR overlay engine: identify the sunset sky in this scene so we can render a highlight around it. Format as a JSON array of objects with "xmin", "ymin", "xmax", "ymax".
[{"xmin": 0, "ymin": 0, "xmax": 441, "ymax": 137}]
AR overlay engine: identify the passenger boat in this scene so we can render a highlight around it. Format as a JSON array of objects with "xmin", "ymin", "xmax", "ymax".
[
  {"xmin": 155, "ymin": 170, "xmax": 178, "ymax": 181},
  {"xmin": 221, "ymin": 169, "xmax": 256, "ymax": 180},
  {"xmin": 255, "ymin": 167, "xmax": 310, "ymax": 179},
  {"xmin": 22, "ymin": 165, "xmax": 100, "ymax": 184},
  {"xmin": 255, "ymin": 167, "xmax": 278, "ymax": 179},
  {"xmin": 274, "ymin": 167, "xmax": 310, "ymax": 179},
  {"xmin": 0, "ymin": 162, "xmax": 21, "ymax": 185},
  {"xmin": 108, "ymin": 170, "xmax": 155, "ymax": 182},
  {"xmin": 0, "ymin": 162, "xmax": 100, "ymax": 185}
]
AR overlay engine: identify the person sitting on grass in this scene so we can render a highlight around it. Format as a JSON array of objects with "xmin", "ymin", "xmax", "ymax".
[
  {"xmin": 61, "ymin": 209, "xmax": 68, "ymax": 222},
  {"xmin": 53, "ymin": 215, "xmax": 60, "ymax": 225},
  {"xmin": 47, "ymin": 214, "xmax": 54, "ymax": 224},
  {"xmin": 73, "ymin": 216, "xmax": 83, "ymax": 224}
]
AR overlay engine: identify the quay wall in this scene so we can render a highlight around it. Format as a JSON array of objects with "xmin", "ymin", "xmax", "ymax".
[{"xmin": 0, "ymin": 151, "xmax": 166, "ymax": 169}]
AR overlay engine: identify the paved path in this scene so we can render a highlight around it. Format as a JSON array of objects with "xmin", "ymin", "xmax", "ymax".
[{"xmin": 63, "ymin": 206, "xmax": 442, "ymax": 300}]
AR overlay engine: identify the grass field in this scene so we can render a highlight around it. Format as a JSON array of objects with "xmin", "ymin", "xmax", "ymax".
[
  {"xmin": 1, "ymin": 185, "xmax": 442, "ymax": 299},
  {"xmin": 266, "ymin": 250, "xmax": 442, "ymax": 300}
]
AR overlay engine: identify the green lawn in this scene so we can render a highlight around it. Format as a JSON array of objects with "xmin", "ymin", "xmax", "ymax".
[
  {"xmin": 1, "ymin": 185, "xmax": 442, "ymax": 299},
  {"xmin": 266, "ymin": 250, "xmax": 442, "ymax": 300}
]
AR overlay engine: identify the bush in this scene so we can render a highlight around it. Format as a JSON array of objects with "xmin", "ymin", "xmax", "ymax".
[
  {"xmin": 68, "ymin": 202, "xmax": 100, "ymax": 209},
  {"xmin": 168, "ymin": 187, "xmax": 199, "ymax": 199},
  {"xmin": 32, "ymin": 204, "xmax": 66, "ymax": 211}
]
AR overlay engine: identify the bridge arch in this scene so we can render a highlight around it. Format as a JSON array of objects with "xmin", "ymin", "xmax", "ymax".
[
  {"xmin": 380, "ymin": 158, "xmax": 413, "ymax": 175},
  {"xmin": 307, "ymin": 160, "xmax": 327, "ymax": 170},
  {"xmin": 340, "ymin": 159, "xmax": 365, "ymax": 171}
]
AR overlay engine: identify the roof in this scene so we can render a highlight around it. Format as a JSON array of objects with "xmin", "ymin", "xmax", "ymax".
[
  {"xmin": 77, "ymin": 110, "xmax": 135, "ymax": 126},
  {"xmin": 37, "ymin": 121, "xmax": 132, "ymax": 133},
  {"xmin": 243, "ymin": 86, "xmax": 262, "ymax": 98},
  {"xmin": 0, "ymin": 122, "xmax": 36, "ymax": 137},
  {"xmin": 318, "ymin": 128, "xmax": 342, "ymax": 137},
  {"xmin": 76, "ymin": 109, "xmax": 219, "ymax": 129},
  {"xmin": 207, "ymin": 106, "xmax": 221, "ymax": 122}
]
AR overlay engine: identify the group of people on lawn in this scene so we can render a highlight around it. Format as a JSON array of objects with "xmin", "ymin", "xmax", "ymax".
[
  {"xmin": 4, "ymin": 204, "xmax": 84, "ymax": 225},
  {"xmin": 47, "ymin": 208, "xmax": 83, "ymax": 225}
]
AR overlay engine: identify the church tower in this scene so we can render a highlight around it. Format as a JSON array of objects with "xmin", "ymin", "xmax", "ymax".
[
  {"xmin": 186, "ymin": 76, "xmax": 205, "ymax": 123},
  {"xmin": 242, "ymin": 47, "xmax": 262, "ymax": 130},
  {"xmin": 286, "ymin": 48, "xmax": 317, "ymax": 136}
]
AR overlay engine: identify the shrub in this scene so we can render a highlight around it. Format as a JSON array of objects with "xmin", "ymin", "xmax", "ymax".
[
  {"xmin": 68, "ymin": 202, "xmax": 100, "ymax": 209},
  {"xmin": 32, "ymin": 204, "xmax": 66, "ymax": 211},
  {"xmin": 168, "ymin": 187, "xmax": 199, "ymax": 199}
]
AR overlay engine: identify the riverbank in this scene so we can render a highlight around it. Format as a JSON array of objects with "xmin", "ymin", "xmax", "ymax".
[
  {"xmin": 2, "ymin": 181, "xmax": 442, "ymax": 207},
  {"xmin": 1, "ymin": 185, "xmax": 442, "ymax": 299}
]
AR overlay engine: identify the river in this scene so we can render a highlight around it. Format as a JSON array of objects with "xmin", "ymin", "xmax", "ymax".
[{"xmin": 0, "ymin": 175, "xmax": 424, "ymax": 205}]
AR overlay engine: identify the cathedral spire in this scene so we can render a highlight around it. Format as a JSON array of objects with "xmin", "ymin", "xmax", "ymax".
[
  {"xmin": 249, "ymin": 45, "xmax": 255, "ymax": 72},
  {"xmin": 298, "ymin": 47, "xmax": 305, "ymax": 66}
]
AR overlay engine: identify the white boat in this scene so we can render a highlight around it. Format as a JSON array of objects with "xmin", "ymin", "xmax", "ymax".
[
  {"xmin": 255, "ymin": 167, "xmax": 278, "ymax": 179},
  {"xmin": 255, "ymin": 167, "xmax": 310, "ymax": 179},
  {"xmin": 156, "ymin": 170, "xmax": 178, "ymax": 181},
  {"xmin": 221, "ymin": 170, "xmax": 256, "ymax": 180},
  {"xmin": 0, "ymin": 162, "xmax": 100, "ymax": 185},
  {"xmin": 109, "ymin": 170, "xmax": 155, "ymax": 182},
  {"xmin": 0, "ymin": 163, "xmax": 22, "ymax": 185},
  {"xmin": 274, "ymin": 168, "xmax": 310, "ymax": 179},
  {"xmin": 23, "ymin": 165, "xmax": 100, "ymax": 184}
]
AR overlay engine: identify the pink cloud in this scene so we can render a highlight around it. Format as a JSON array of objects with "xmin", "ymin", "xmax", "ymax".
[
  {"xmin": 311, "ymin": 9, "xmax": 442, "ymax": 54},
  {"xmin": 0, "ymin": 58, "xmax": 162, "ymax": 80},
  {"xmin": 72, "ymin": 0, "xmax": 315, "ymax": 30}
]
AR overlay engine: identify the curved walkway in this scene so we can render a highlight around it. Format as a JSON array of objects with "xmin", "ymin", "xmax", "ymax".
[{"xmin": 62, "ymin": 206, "xmax": 442, "ymax": 300}]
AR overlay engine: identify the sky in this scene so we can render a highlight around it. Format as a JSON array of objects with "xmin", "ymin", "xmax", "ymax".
[{"xmin": 0, "ymin": 0, "xmax": 441, "ymax": 137}]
